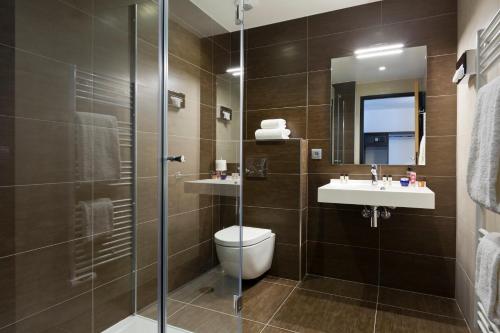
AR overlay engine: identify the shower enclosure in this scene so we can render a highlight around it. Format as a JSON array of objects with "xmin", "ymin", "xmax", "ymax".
[{"xmin": 1, "ymin": 0, "xmax": 246, "ymax": 332}]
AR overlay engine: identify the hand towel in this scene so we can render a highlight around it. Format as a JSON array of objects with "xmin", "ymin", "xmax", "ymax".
[
  {"xmin": 467, "ymin": 76, "xmax": 500, "ymax": 213},
  {"xmin": 476, "ymin": 232, "xmax": 500, "ymax": 325},
  {"xmin": 76, "ymin": 112, "xmax": 121, "ymax": 181},
  {"xmin": 78, "ymin": 198, "xmax": 114, "ymax": 236},
  {"xmin": 255, "ymin": 128, "xmax": 290, "ymax": 140},
  {"xmin": 260, "ymin": 119, "xmax": 286, "ymax": 129}
]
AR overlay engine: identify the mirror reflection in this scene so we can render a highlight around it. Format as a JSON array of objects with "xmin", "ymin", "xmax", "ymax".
[{"xmin": 330, "ymin": 45, "xmax": 427, "ymax": 165}]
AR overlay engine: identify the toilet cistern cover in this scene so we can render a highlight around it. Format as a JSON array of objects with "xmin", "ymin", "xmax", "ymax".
[{"xmin": 214, "ymin": 226, "xmax": 272, "ymax": 247}]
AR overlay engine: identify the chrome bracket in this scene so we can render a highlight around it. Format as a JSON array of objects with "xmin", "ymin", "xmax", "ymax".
[{"xmin": 233, "ymin": 294, "xmax": 243, "ymax": 314}]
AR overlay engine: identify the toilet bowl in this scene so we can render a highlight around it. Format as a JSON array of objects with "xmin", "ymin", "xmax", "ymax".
[{"xmin": 214, "ymin": 226, "xmax": 275, "ymax": 280}]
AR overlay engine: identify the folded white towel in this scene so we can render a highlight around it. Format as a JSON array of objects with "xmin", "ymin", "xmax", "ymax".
[
  {"xmin": 261, "ymin": 119, "xmax": 286, "ymax": 129},
  {"xmin": 255, "ymin": 128, "xmax": 290, "ymax": 140},
  {"xmin": 76, "ymin": 112, "xmax": 121, "ymax": 181},
  {"xmin": 476, "ymin": 232, "xmax": 500, "ymax": 325},
  {"xmin": 79, "ymin": 198, "xmax": 114, "ymax": 236},
  {"xmin": 467, "ymin": 76, "xmax": 500, "ymax": 213}
]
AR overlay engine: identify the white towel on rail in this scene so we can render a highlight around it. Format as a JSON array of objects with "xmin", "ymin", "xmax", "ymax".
[
  {"xmin": 467, "ymin": 76, "xmax": 500, "ymax": 213},
  {"xmin": 476, "ymin": 232, "xmax": 500, "ymax": 325},
  {"xmin": 76, "ymin": 112, "xmax": 121, "ymax": 181},
  {"xmin": 79, "ymin": 198, "xmax": 114, "ymax": 236}
]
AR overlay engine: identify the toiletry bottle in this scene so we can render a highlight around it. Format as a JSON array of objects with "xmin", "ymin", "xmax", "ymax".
[
  {"xmin": 410, "ymin": 171, "xmax": 417, "ymax": 186},
  {"xmin": 382, "ymin": 175, "xmax": 387, "ymax": 186},
  {"xmin": 345, "ymin": 174, "xmax": 349, "ymax": 182},
  {"xmin": 388, "ymin": 175, "xmax": 393, "ymax": 186},
  {"xmin": 340, "ymin": 174, "xmax": 345, "ymax": 182}
]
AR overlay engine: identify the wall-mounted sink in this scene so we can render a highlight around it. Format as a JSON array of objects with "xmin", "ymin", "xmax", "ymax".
[
  {"xmin": 184, "ymin": 178, "xmax": 240, "ymax": 197},
  {"xmin": 318, "ymin": 179, "xmax": 435, "ymax": 209}
]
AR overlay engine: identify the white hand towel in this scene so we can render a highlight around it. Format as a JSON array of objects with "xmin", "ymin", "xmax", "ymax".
[
  {"xmin": 261, "ymin": 119, "xmax": 286, "ymax": 129},
  {"xmin": 255, "ymin": 128, "xmax": 290, "ymax": 140},
  {"xmin": 467, "ymin": 76, "xmax": 500, "ymax": 213},
  {"xmin": 76, "ymin": 112, "xmax": 121, "ymax": 181},
  {"xmin": 476, "ymin": 232, "xmax": 500, "ymax": 325}
]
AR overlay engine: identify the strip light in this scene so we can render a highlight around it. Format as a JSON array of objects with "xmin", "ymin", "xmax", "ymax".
[
  {"xmin": 354, "ymin": 43, "xmax": 404, "ymax": 55},
  {"xmin": 354, "ymin": 43, "xmax": 404, "ymax": 59},
  {"xmin": 226, "ymin": 67, "xmax": 241, "ymax": 73},
  {"xmin": 355, "ymin": 49, "xmax": 403, "ymax": 59}
]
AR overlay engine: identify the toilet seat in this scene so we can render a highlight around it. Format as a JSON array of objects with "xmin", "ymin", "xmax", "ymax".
[{"xmin": 214, "ymin": 226, "xmax": 271, "ymax": 247}]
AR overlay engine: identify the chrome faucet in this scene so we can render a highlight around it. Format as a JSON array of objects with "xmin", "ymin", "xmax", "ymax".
[{"xmin": 370, "ymin": 164, "xmax": 378, "ymax": 185}]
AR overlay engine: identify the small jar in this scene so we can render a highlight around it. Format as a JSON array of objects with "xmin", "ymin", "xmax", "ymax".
[
  {"xmin": 340, "ymin": 174, "xmax": 345, "ymax": 182},
  {"xmin": 211, "ymin": 171, "xmax": 218, "ymax": 180},
  {"xmin": 345, "ymin": 174, "xmax": 349, "ymax": 182},
  {"xmin": 418, "ymin": 177, "xmax": 427, "ymax": 187},
  {"xmin": 382, "ymin": 175, "xmax": 387, "ymax": 185}
]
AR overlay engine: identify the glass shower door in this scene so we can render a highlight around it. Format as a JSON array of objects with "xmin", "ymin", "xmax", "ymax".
[{"xmin": 158, "ymin": 0, "xmax": 246, "ymax": 332}]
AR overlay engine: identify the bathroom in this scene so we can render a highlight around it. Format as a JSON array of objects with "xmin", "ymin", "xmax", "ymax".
[{"xmin": 1, "ymin": 0, "xmax": 499, "ymax": 332}]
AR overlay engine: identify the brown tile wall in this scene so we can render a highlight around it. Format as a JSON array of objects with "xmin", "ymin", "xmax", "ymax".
[
  {"xmin": 0, "ymin": 0, "xmax": 235, "ymax": 330},
  {"xmin": 0, "ymin": 1, "xmax": 162, "ymax": 331},
  {"xmin": 239, "ymin": 0, "xmax": 458, "ymax": 297},
  {"xmin": 229, "ymin": 139, "xmax": 307, "ymax": 280},
  {"xmin": 136, "ymin": 3, "xmax": 235, "ymax": 312}
]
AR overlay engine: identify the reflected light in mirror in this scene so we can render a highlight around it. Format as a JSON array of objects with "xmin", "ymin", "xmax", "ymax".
[
  {"xmin": 379, "ymin": 66, "xmax": 386, "ymax": 71},
  {"xmin": 354, "ymin": 43, "xmax": 404, "ymax": 55},
  {"xmin": 356, "ymin": 49, "xmax": 403, "ymax": 59}
]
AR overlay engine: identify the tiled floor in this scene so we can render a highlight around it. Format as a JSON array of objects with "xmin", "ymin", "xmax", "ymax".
[{"xmin": 139, "ymin": 268, "xmax": 470, "ymax": 333}]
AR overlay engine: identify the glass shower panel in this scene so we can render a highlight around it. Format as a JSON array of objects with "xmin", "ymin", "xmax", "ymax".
[
  {"xmin": 0, "ymin": 0, "xmax": 161, "ymax": 332},
  {"xmin": 159, "ymin": 0, "xmax": 245, "ymax": 332}
]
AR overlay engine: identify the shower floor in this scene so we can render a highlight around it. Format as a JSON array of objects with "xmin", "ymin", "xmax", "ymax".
[{"xmin": 136, "ymin": 267, "xmax": 471, "ymax": 333}]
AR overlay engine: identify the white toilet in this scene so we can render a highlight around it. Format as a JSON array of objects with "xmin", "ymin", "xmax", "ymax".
[{"xmin": 214, "ymin": 226, "xmax": 275, "ymax": 280}]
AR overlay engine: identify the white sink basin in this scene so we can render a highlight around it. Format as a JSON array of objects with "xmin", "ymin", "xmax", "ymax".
[
  {"xmin": 184, "ymin": 178, "xmax": 240, "ymax": 197},
  {"xmin": 318, "ymin": 179, "xmax": 435, "ymax": 209}
]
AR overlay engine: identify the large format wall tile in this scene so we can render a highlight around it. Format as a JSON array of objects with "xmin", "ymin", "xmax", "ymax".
[
  {"xmin": 244, "ymin": 174, "xmax": 301, "ymax": 210},
  {"xmin": 247, "ymin": 18, "xmax": 307, "ymax": 49},
  {"xmin": 380, "ymin": 214, "xmax": 456, "ymax": 257},
  {"xmin": 308, "ymin": 2, "xmax": 382, "ymax": 37},
  {"xmin": 308, "ymin": 207, "xmax": 379, "ymax": 249},
  {"xmin": 247, "ymin": 74, "xmax": 307, "ymax": 110},
  {"xmin": 247, "ymin": 40, "xmax": 307, "ymax": 79},
  {"xmin": 0, "ymin": 240, "xmax": 92, "ymax": 327},
  {"xmin": 168, "ymin": 207, "xmax": 213, "ymax": 256},
  {"xmin": 381, "ymin": 0, "xmax": 457, "ymax": 24},
  {"xmin": 0, "ymin": 183, "xmax": 91, "ymax": 257},
  {"xmin": 0, "ymin": 292, "xmax": 92, "ymax": 333},
  {"xmin": 93, "ymin": 274, "xmax": 133, "ymax": 332},
  {"xmin": 11, "ymin": 0, "xmax": 92, "ymax": 69},
  {"xmin": 307, "ymin": 241, "xmax": 379, "ymax": 285},
  {"xmin": 380, "ymin": 251, "xmax": 455, "ymax": 297},
  {"xmin": 244, "ymin": 139, "xmax": 303, "ymax": 174}
]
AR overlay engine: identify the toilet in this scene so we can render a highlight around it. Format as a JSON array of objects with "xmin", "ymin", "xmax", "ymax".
[{"xmin": 214, "ymin": 226, "xmax": 275, "ymax": 280}]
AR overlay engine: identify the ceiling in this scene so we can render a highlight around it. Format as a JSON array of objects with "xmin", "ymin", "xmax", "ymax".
[{"xmin": 190, "ymin": 0, "xmax": 380, "ymax": 32}]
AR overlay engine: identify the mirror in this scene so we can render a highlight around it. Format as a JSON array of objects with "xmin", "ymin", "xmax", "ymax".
[{"xmin": 330, "ymin": 45, "xmax": 427, "ymax": 165}]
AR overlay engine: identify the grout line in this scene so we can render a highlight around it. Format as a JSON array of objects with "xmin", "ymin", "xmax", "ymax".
[
  {"xmin": 168, "ymin": 238, "xmax": 212, "ymax": 258},
  {"xmin": 258, "ymin": 283, "xmax": 299, "ymax": 333},
  {"xmin": 0, "ymin": 290, "xmax": 93, "ymax": 331}
]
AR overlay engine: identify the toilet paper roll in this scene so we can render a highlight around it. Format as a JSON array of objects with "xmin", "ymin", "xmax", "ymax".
[{"xmin": 215, "ymin": 159, "xmax": 227, "ymax": 171}]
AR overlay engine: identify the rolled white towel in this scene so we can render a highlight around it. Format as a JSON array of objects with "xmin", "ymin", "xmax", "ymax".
[
  {"xmin": 255, "ymin": 128, "xmax": 290, "ymax": 140},
  {"xmin": 261, "ymin": 119, "xmax": 286, "ymax": 129}
]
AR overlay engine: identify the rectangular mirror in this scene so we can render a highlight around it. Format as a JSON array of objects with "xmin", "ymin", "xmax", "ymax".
[{"xmin": 330, "ymin": 45, "xmax": 427, "ymax": 165}]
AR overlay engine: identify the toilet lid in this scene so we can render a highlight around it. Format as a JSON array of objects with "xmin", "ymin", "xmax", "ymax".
[{"xmin": 214, "ymin": 226, "xmax": 272, "ymax": 247}]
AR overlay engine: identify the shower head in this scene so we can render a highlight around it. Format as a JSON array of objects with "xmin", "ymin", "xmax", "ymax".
[{"xmin": 235, "ymin": 0, "xmax": 255, "ymax": 11}]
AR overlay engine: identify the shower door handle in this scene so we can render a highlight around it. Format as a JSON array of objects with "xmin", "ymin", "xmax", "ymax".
[{"xmin": 165, "ymin": 155, "xmax": 185, "ymax": 163}]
